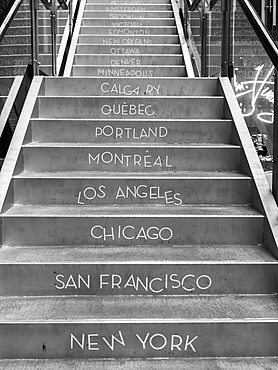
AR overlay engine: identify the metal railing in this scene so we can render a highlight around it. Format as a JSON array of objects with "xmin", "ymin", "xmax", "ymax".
[
  {"xmin": 185, "ymin": 0, "xmax": 278, "ymax": 203},
  {"xmin": 0, "ymin": 0, "xmax": 79, "ymax": 169},
  {"xmin": 0, "ymin": 0, "xmax": 78, "ymax": 77}
]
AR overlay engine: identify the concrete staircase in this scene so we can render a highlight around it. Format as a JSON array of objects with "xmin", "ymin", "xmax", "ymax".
[
  {"xmin": 1, "ymin": 0, "xmax": 278, "ymax": 368},
  {"xmin": 64, "ymin": 0, "xmax": 192, "ymax": 77}
]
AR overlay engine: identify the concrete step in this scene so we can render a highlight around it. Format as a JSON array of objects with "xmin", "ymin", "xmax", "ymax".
[
  {"xmin": 86, "ymin": 0, "xmax": 172, "ymax": 3},
  {"xmin": 79, "ymin": 25, "xmax": 178, "ymax": 35},
  {"xmin": 1, "ymin": 35, "xmax": 63, "ymax": 45},
  {"xmin": 78, "ymin": 35, "xmax": 179, "ymax": 44},
  {"xmin": 190, "ymin": 26, "xmax": 254, "ymax": 36},
  {"xmin": 35, "ymin": 96, "xmax": 224, "ymax": 119},
  {"xmin": 85, "ymin": 4, "xmax": 173, "ymax": 11},
  {"xmin": 15, "ymin": 10, "xmax": 68, "ymax": 18},
  {"xmin": 0, "ymin": 245, "xmax": 275, "ymax": 295},
  {"xmin": 6, "ymin": 25, "xmax": 66, "ymax": 36},
  {"xmin": 75, "ymin": 44, "xmax": 182, "ymax": 54},
  {"xmin": 1, "ymin": 294, "xmax": 278, "ymax": 318},
  {"xmin": 0, "ymin": 54, "xmax": 53, "ymax": 67},
  {"xmin": 10, "ymin": 17, "xmax": 67, "ymax": 27},
  {"xmin": 82, "ymin": 18, "xmax": 176, "ymax": 26},
  {"xmin": 1, "ymin": 358, "xmax": 278, "ymax": 370},
  {"xmin": 0, "ymin": 44, "xmax": 60, "ymax": 55},
  {"xmin": 194, "ymin": 45, "xmax": 265, "ymax": 55},
  {"xmin": 71, "ymin": 66, "xmax": 186, "ymax": 77},
  {"xmin": 73, "ymin": 54, "xmax": 184, "ymax": 66},
  {"xmin": 21, "ymin": 144, "xmax": 240, "ymax": 172},
  {"xmin": 39, "ymin": 77, "xmax": 221, "ymax": 96},
  {"xmin": 13, "ymin": 171, "xmax": 251, "ymax": 205},
  {"xmin": 0, "ymin": 66, "xmax": 27, "ymax": 76},
  {"xmin": 0, "ymin": 65, "xmax": 53, "ymax": 77},
  {"xmin": 83, "ymin": 11, "xmax": 174, "ymax": 18},
  {"xmin": 189, "ymin": 17, "xmax": 253, "ymax": 26},
  {"xmin": 193, "ymin": 53, "xmax": 267, "ymax": 67},
  {"xmin": 192, "ymin": 35, "xmax": 259, "ymax": 44},
  {"xmin": 0, "ymin": 295, "xmax": 277, "ymax": 358},
  {"xmin": 2, "ymin": 204, "xmax": 263, "ymax": 246},
  {"xmin": 30, "ymin": 118, "xmax": 232, "ymax": 143}
]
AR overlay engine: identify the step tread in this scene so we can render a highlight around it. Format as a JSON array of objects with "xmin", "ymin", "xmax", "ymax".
[
  {"xmin": 0, "ymin": 295, "xmax": 278, "ymax": 322},
  {"xmin": 73, "ymin": 65, "xmax": 185, "ymax": 67},
  {"xmin": 23, "ymin": 143, "xmax": 239, "ymax": 148},
  {"xmin": 3, "ymin": 205, "xmax": 263, "ymax": 217},
  {"xmin": 31, "ymin": 118, "xmax": 231, "ymax": 122},
  {"xmin": 75, "ymin": 52, "xmax": 182, "ymax": 54},
  {"xmin": 37, "ymin": 95, "xmax": 223, "ymax": 98},
  {"xmin": 80, "ymin": 26, "xmax": 178, "ymax": 29},
  {"xmin": 16, "ymin": 170, "xmax": 250, "ymax": 179},
  {"xmin": 74, "ymin": 54, "xmax": 183, "ymax": 56},
  {"xmin": 1, "ymin": 358, "xmax": 278, "ymax": 370},
  {"xmin": 76, "ymin": 43, "xmax": 177, "ymax": 45},
  {"xmin": 0, "ymin": 245, "xmax": 275, "ymax": 263}
]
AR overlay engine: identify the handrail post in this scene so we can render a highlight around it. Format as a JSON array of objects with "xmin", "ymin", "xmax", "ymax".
[
  {"xmin": 30, "ymin": 0, "xmax": 40, "ymax": 76},
  {"xmin": 221, "ymin": 0, "xmax": 231, "ymax": 77},
  {"xmin": 50, "ymin": 1, "xmax": 58, "ymax": 76},
  {"xmin": 200, "ymin": 0, "xmax": 207, "ymax": 76},
  {"xmin": 272, "ymin": 68, "xmax": 278, "ymax": 203},
  {"xmin": 265, "ymin": 0, "xmax": 273, "ymax": 32}
]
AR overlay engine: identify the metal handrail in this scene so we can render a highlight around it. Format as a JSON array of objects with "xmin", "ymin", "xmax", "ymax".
[
  {"xmin": 209, "ymin": 0, "xmax": 218, "ymax": 10},
  {"xmin": 187, "ymin": 0, "xmax": 202, "ymax": 11},
  {"xmin": 0, "ymin": 0, "xmax": 23, "ymax": 43}
]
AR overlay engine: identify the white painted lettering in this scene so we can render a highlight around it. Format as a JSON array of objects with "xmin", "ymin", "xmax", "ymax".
[
  {"xmin": 184, "ymin": 335, "xmax": 198, "ymax": 352},
  {"xmin": 90, "ymin": 225, "xmax": 173, "ymax": 242},
  {"xmin": 102, "ymin": 330, "xmax": 126, "ymax": 351},
  {"xmin": 136, "ymin": 332, "xmax": 149, "ymax": 349}
]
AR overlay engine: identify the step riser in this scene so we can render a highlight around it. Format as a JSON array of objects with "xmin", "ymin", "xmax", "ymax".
[
  {"xmin": 83, "ymin": 11, "xmax": 174, "ymax": 18},
  {"xmin": 22, "ymin": 147, "xmax": 240, "ymax": 172},
  {"xmin": 2, "ymin": 35, "xmax": 63, "ymax": 44},
  {"xmin": 192, "ymin": 35, "xmax": 258, "ymax": 43},
  {"xmin": 86, "ymin": 0, "xmax": 173, "ymax": 3},
  {"xmin": 194, "ymin": 45, "xmax": 265, "ymax": 54},
  {"xmin": 75, "ymin": 45, "xmax": 182, "ymax": 54},
  {"xmin": 82, "ymin": 19, "xmax": 176, "ymax": 26},
  {"xmin": 79, "ymin": 26, "xmax": 178, "ymax": 35},
  {"xmin": 1, "ymin": 263, "xmax": 277, "ymax": 295},
  {"xmin": 206, "ymin": 61, "xmax": 265, "ymax": 73},
  {"xmin": 40, "ymin": 77, "xmax": 220, "ymax": 96},
  {"xmin": 36, "ymin": 97, "xmax": 224, "ymax": 119},
  {"xmin": 6, "ymin": 25, "xmax": 73, "ymax": 33},
  {"xmin": 3, "ymin": 216, "xmax": 263, "ymax": 246},
  {"xmin": 1, "ymin": 35, "xmax": 62, "ymax": 47},
  {"xmin": 15, "ymin": 10, "xmax": 68, "ymax": 16},
  {"xmin": 0, "ymin": 67, "xmax": 27, "ymax": 76},
  {"xmin": 31, "ymin": 119, "xmax": 232, "ymax": 143},
  {"xmin": 0, "ymin": 55, "xmax": 52, "ymax": 66},
  {"xmin": 9, "ymin": 18, "xmax": 67, "ymax": 27},
  {"xmin": 85, "ymin": 4, "xmax": 173, "ymax": 10},
  {"xmin": 71, "ymin": 66, "xmax": 186, "ymax": 78},
  {"xmin": 73, "ymin": 54, "xmax": 184, "ymax": 65},
  {"xmin": 0, "ymin": 322, "xmax": 277, "ymax": 359},
  {"xmin": 189, "ymin": 18, "xmax": 252, "ymax": 26},
  {"xmin": 77, "ymin": 35, "xmax": 179, "ymax": 43},
  {"xmin": 0, "ymin": 44, "xmax": 58, "ymax": 55},
  {"xmin": 14, "ymin": 178, "xmax": 251, "ymax": 205}
]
